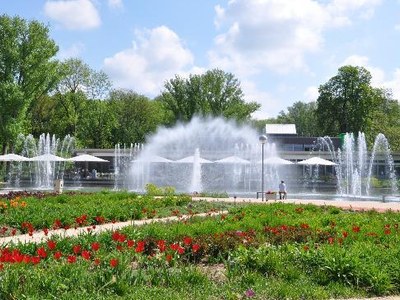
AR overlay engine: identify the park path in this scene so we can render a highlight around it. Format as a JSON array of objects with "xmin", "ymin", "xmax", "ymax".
[
  {"xmin": 0, "ymin": 210, "xmax": 226, "ymax": 246},
  {"xmin": 1, "ymin": 196, "xmax": 399, "ymax": 246}
]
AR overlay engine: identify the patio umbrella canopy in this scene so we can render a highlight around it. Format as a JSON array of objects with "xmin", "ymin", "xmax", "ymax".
[
  {"xmin": 0, "ymin": 154, "xmax": 30, "ymax": 161},
  {"xmin": 214, "ymin": 156, "xmax": 250, "ymax": 164},
  {"xmin": 131, "ymin": 155, "xmax": 172, "ymax": 163},
  {"xmin": 30, "ymin": 154, "xmax": 66, "ymax": 161},
  {"xmin": 263, "ymin": 156, "xmax": 294, "ymax": 165},
  {"xmin": 175, "ymin": 156, "xmax": 213, "ymax": 164},
  {"xmin": 297, "ymin": 157, "xmax": 336, "ymax": 166},
  {"xmin": 68, "ymin": 154, "xmax": 109, "ymax": 162}
]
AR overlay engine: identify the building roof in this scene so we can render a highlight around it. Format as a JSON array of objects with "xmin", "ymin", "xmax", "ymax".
[{"xmin": 265, "ymin": 124, "xmax": 297, "ymax": 135}]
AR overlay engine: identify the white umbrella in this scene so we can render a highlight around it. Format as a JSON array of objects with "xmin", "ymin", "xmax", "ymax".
[
  {"xmin": 131, "ymin": 155, "xmax": 172, "ymax": 163},
  {"xmin": 68, "ymin": 154, "xmax": 109, "ymax": 162},
  {"xmin": 175, "ymin": 156, "xmax": 213, "ymax": 164},
  {"xmin": 215, "ymin": 156, "xmax": 250, "ymax": 164},
  {"xmin": 263, "ymin": 156, "xmax": 294, "ymax": 165},
  {"xmin": 0, "ymin": 153, "xmax": 30, "ymax": 161},
  {"xmin": 30, "ymin": 154, "xmax": 66, "ymax": 161},
  {"xmin": 297, "ymin": 157, "xmax": 337, "ymax": 166}
]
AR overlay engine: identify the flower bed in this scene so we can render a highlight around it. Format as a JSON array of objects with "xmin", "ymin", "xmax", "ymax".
[{"xmin": 0, "ymin": 196, "xmax": 399, "ymax": 299}]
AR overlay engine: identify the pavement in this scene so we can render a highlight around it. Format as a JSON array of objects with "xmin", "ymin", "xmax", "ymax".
[
  {"xmin": 192, "ymin": 196, "xmax": 400, "ymax": 212},
  {"xmin": 1, "ymin": 196, "xmax": 399, "ymax": 246}
]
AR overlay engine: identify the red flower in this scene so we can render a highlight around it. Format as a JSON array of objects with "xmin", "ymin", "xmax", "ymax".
[
  {"xmin": 300, "ymin": 223, "xmax": 309, "ymax": 229},
  {"xmin": 384, "ymin": 229, "xmax": 391, "ymax": 235},
  {"xmin": 126, "ymin": 240, "xmax": 135, "ymax": 248},
  {"xmin": 135, "ymin": 241, "xmax": 145, "ymax": 253},
  {"xmin": 31, "ymin": 256, "xmax": 41, "ymax": 265},
  {"xmin": 110, "ymin": 258, "xmax": 118, "ymax": 268},
  {"xmin": 157, "ymin": 240, "xmax": 166, "ymax": 252},
  {"xmin": 72, "ymin": 245, "xmax": 81, "ymax": 254},
  {"xmin": 183, "ymin": 236, "xmax": 192, "ymax": 246},
  {"xmin": 328, "ymin": 237, "xmax": 334, "ymax": 244},
  {"xmin": 352, "ymin": 225, "xmax": 360, "ymax": 233},
  {"xmin": 47, "ymin": 240, "xmax": 56, "ymax": 250},
  {"xmin": 23, "ymin": 255, "xmax": 31, "ymax": 264},
  {"xmin": 53, "ymin": 219, "xmax": 62, "ymax": 229},
  {"xmin": 43, "ymin": 228, "xmax": 49, "ymax": 236},
  {"xmin": 166, "ymin": 254, "xmax": 173, "ymax": 262},
  {"xmin": 177, "ymin": 246, "xmax": 185, "ymax": 255},
  {"xmin": 112, "ymin": 231, "xmax": 121, "ymax": 242},
  {"xmin": 67, "ymin": 255, "xmax": 77, "ymax": 264},
  {"xmin": 37, "ymin": 247, "xmax": 47, "ymax": 258},
  {"xmin": 192, "ymin": 244, "xmax": 200, "ymax": 253},
  {"xmin": 342, "ymin": 231, "xmax": 348, "ymax": 238},
  {"xmin": 116, "ymin": 245, "xmax": 123, "ymax": 251},
  {"xmin": 54, "ymin": 251, "xmax": 62, "ymax": 260},
  {"xmin": 81, "ymin": 250, "xmax": 91, "ymax": 260},
  {"xmin": 95, "ymin": 215, "xmax": 105, "ymax": 224},
  {"xmin": 91, "ymin": 242, "xmax": 100, "ymax": 252},
  {"xmin": 94, "ymin": 258, "xmax": 101, "ymax": 265}
]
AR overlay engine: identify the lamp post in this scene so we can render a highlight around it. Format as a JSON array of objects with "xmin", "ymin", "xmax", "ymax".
[{"xmin": 259, "ymin": 135, "xmax": 268, "ymax": 201}]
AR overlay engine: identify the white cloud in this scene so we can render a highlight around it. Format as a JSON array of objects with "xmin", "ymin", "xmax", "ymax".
[
  {"xmin": 57, "ymin": 42, "xmax": 86, "ymax": 59},
  {"xmin": 210, "ymin": 0, "xmax": 327, "ymax": 76},
  {"xmin": 384, "ymin": 69, "xmax": 400, "ymax": 100},
  {"xmin": 304, "ymin": 86, "xmax": 319, "ymax": 101},
  {"xmin": 209, "ymin": 0, "xmax": 384, "ymax": 78},
  {"xmin": 340, "ymin": 55, "xmax": 384, "ymax": 86},
  {"xmin": 108, "ymin": 0, "xmax": 123, "ymax": 9},
  {"xmin": 44, "ymin": 0, "xmax": 101, "ymax": 30},
  {"xmin": 340, "ymin": 55, "xmax": 400, "ymax": 100},
  {"xmin": 327, "ymin": 0, "xmax": 382, "ymax": 24},
  {"xmin": 103, "ymin": 26, "xmax": 196, "ymax": 95}
]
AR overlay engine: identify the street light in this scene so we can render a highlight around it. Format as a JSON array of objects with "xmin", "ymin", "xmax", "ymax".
[{"xmin": 259, "ymin": 135, "xmax": 268, "ymax": 201}]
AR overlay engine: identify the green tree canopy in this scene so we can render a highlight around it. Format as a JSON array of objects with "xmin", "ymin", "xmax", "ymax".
[
  {"xmin": 159, "ymin": 69, "xmax": 260, "ymax": 125},
  {"xmin": 109, "ymin": 90, "xmax": 164, "ymax": 144},
  {"xmin": 316, "ymin": 65, "xmax": 376, "ymax": 136},
  {"xmin": 277, "ymin": 101, "xmax": 320, "ymax": 136},
  {"xmin": 0, "ymin": 15, "xmax": 59, "ymax": 152}
]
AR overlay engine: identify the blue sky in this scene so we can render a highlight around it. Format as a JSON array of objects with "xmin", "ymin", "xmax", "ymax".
[{"xmin": 2, "ymin": 0, "xmax": 400, "ymax": 118}]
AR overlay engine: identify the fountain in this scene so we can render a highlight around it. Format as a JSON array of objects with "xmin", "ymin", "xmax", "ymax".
[
  {"xmin": 317, "ymin": 132, "xmax": 397, "ymax": 197},
  {"xmin": 120, "ymin": 117, "xmax": 288, "ymax": 194},
  {"xmin": 14, "ymin": 133, "xmax": 75, "ymax": 189}
]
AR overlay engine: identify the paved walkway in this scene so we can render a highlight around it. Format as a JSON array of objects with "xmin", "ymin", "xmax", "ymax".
[
  {"xmin": 1, "ymin": 196, "xmax": 399, "ymax": 246},
  {"xmin": 193, "ymin": 196, "xmax": 400, "ymax": 212},
  {"xmin": 0, "ymin": 211, "xmax": 226, "ymax": 246}
]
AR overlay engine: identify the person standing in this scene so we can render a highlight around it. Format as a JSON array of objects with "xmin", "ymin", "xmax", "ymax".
[{"xmin": 279, "ymin": 180, "xmax": 287, "ymax": 200}]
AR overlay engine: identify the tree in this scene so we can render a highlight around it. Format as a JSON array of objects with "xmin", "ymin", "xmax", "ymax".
[
  {"xmin": 109, "ymin": 90, "xmax": 164, "ymax": 144},
  {"xmin": 277, "ymin": 101, "xmax": 320, "ymax": 136},
  {"xmin": 316, "ymin": 66, "xmax": 376, "ymax": 136},
  {"xmin": 368, "ymin": 88, "xmax": 400, "ymax": 151},
  {"xmin": 159, "ymin": 69, "xmax": 260, "ymax": 125},
  {"xmin": 39, "ymin": 58, "xmax": 112, "ymax": 139},
  {"xmin": 78, "ymin": 100, "xmax": 116, "ymax": 148},
  {"xmin": 0, "ymin": 15, "xmax": 59, "ymax": 153}
]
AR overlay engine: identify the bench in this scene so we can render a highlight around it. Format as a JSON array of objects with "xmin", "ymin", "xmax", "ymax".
[
  {"xmin": 256, "ymin": 192, "xmax": 277, "ymax": 200},
  {"xmin": 381, "ymin": 195, "xmax": 400, "ymax": 202}
]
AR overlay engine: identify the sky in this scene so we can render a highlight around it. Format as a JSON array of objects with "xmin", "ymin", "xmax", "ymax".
[{"xmin": 1, "ymin": 0, "xmax": 400, "ymax": 119}]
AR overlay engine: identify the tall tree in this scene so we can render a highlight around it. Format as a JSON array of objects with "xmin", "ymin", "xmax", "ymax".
[
  {"xmin": 277, "ymin": 101, "xmax": 320, "ymax": 136},
  {"xmin": 41, "ymin": 58, "xmax": 112, "ymax": 139},
  {"xmin": 0, "ymin": 15, "xmax": 59, "ymax": 153},
  {"xmin": 78, "ymin": 99, "xmax": 116, "ymax": 148},
  {"xmin": 368, "ymin": 88, "xmax": 400, "ymax": 151},
  {"xmin": 316, "ymin": 65, "xmax": 376, "ymax": 136},
  {"xmin": 109, "ymin": 90, "xmax": 164, "ymax": 144},
  {"xmin": 159, "ymin": 69, "xmax": 260, "ymax": 125}
]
